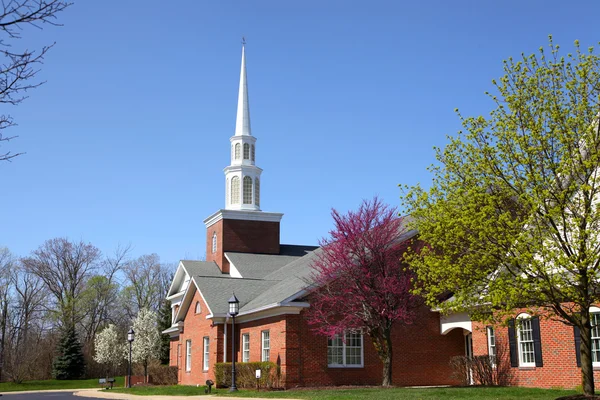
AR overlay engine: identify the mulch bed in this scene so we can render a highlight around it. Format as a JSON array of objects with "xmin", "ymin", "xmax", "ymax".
[{"xmin": 556, "ymin": 396, "xmax": 600, "ymax": 400}]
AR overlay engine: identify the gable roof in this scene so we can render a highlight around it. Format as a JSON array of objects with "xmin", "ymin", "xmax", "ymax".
[{"xmin": 172, "ymin": 218, "xmax": 417, "ymax": 321}]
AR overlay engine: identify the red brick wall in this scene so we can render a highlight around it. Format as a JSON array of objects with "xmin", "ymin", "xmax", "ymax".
[
  {"xmin": 471, "ymin": 311, "xmax": 600, "ymax": 389},
  {"xmin": 284, "ymin": 306, "xmax": 464, "ymax": 388},
  {"xmin": 169, "ymin": 338, "xmax": 179, "ymax": 368},
  {"xmin": 176, "ymin": 289, "xmax": 221, "ymax": 386},
  {"xmin": 206, "ymin": 217, "xmax": 280, "ymax": 273}
]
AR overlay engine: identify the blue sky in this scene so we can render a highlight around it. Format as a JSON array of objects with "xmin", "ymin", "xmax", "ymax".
[{"xmin": 3, "ymin": 1, "xmax": 599, "ymax": 263}]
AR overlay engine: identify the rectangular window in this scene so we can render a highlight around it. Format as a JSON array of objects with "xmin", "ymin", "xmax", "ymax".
[
  {"xmin": 592, "ymin": 313, "xmax": 600, "ymax": 365},
  {"xmin": 487, "ymin": 327, "xmax": 496, "ymax": 366},
  {"xmin": 518, "ymin": 318, "xmax": 535, "ymax": 366},
  {"xmin": 203, "ymin": 337, "xmax": 210, "ymax": 371},
  {"xmin": 242, "ymin": 333, "xmax": 250, "ymax": 363},
  {"xmin": 328, "ymin": 332, "xmax": 363, "ymax": 368},
  {"xmin": 185, "ymin": 340, "xmax": 192, "ymax": 372},
  {"xmin": 261, "ymin": 330, "xmax": 270, "ymax": 362}
]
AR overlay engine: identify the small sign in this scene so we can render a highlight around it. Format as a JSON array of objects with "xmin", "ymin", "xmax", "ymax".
[{"xmin": 255, "ymin": 369, "xmax": 261, "ymax": 379}]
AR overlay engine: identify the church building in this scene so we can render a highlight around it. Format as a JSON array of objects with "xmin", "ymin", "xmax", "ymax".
[{"xmin": 162, "ymin": 44, "xmax": 467, "ymax": 388}]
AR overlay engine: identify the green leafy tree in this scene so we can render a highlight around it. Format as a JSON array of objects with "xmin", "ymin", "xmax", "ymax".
[
  {"xmin": 52, "ymin": 327, "xmax": 85, "ymax": 380},
  {"xmin": 402, "ymin": 37, "xmax": 600, "ymax": 396}
]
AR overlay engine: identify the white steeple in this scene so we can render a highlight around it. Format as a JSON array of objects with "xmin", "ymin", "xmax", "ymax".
[
  {"xmin": 235, "ymin": 44, "xmax": 251, "ymax": 136},
  {"xmin": 224, "ymin": 41, "xmax": 262, "ymax": 211}
]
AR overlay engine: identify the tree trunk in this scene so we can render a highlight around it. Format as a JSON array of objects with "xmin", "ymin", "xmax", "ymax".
[
  {"xmin": 371, "ymin": 328, "xmax": 394, "ymax": 387},
  {"xmin": 0, "ymin": 298, "xmax": 7, "ymax": 382},
  {"xmin": 144, "ymin": 360, "xmax": 148, "ymax": 384},
  {"xmin": 580, "ymin": 310, "xmax": 595, "ymax": 396}
]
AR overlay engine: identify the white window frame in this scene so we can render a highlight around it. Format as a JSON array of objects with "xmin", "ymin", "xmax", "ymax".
[
  {"xmin": 517, "ymin": 313, "xmax": 535, "ymax": 367},
  {"xmin": 212, "ymin": 232, "xmax": 217, "ymax": 254},
  {"xmin": 242, "ymin": 333, "xmax": 250, "ymax": 363},
  {"xmin": 591, "ymin": 307, "xmax": 600, "ymax": 366},
  {"xmin": 243, "ymin": 176, "xmax": 252, "ymax": 204},
  {"xmin": 327, "ymin": 331, "xmax": 364, "ymax": 368},
  {"xmin": 234, "ymin": 143, "xmax": 241, "ymax": 159},
  {"xmin": 254, "ymin": 178, "xmax": 260, "ymax": 207},
  {"xmin": 243, "ymin": 143, "xmax": 250, "ymax": 160},
  {"xmin": 203, "ymin": 337, "xmax": 210, "ymax": 371},
  {"xmin": 195, "ymin": 301, "xmax": 201, "ymax": 314},
  {"xmin": 487, "ymin": 326, "xmax": 496, "ymax": 367},
  {"xmin": 261, "ymin": 330, "xmax": 270, "ymax": 362},
  {"xmin": 185, "ymin": 340, "xmax": 192, "ymax": 372}
]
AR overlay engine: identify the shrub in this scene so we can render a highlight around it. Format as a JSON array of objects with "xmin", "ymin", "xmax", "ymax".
[
  {"xmin": 215, "ymin": 361, "xmax": 283, "ymax": 389},
  {"xmin": 147, "ymin": 359, "xmax": 178, "ymax": 385},
  {"xmin": 449, "ymin": 340, "xmax": 512, "ymax": 387}
]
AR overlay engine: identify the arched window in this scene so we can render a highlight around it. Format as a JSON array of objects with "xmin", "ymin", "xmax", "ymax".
[
  {"xmin": 195, "ymin": 301, "xmax": 202, "ymax": 314},
  {"xmin": 243, "ymin": 176, "xmax": 252, "ymax": 204},
  {"xmin": 231, "ymin": 176, "xmax": 240, "ymax": 204},
  {"xmin": 254, "ymin": 178, "xmax": 260, "ymax": 207},
  {"xmin": 226, "ymin": 178, "xmax": 230, "ymax": 205},
  {"xmin": 212, "ymin": 231, "xmax": 217, "ymax": 253},
  {"xmin": 235, "ymin": 143, "xmax": 241, "ymax": 160},
  {"xmin": 231, "ymin": 145, "xmax": 234, "ymax": 161},
  {"xmin": 251, "ymin": 145, "xmax": 255, "ymax": 161},
  {"xmin": 243, "ymin": 143, "xmax": 250, "ymax": 160}
]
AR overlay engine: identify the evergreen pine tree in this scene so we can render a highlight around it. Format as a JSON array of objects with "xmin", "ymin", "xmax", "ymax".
[
  {"xmin": 157, "ymin": 299, "xmax": 171, "ymax": 365},
  {"xmin": 52, "ymin": 326, "xmax": 85, "ymax": 380}
]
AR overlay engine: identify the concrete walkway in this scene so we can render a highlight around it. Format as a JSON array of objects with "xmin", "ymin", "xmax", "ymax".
[{"xmin": 74, "ymin": 388, "xmax": 297, "ymax": 400}]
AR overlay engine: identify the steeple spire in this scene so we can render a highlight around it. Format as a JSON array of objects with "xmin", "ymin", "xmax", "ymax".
[
  {"xmin": 224, "ymin": 41, "xmax": 261, "ymax": 211},
  {"xmin": 235, "ymin": 40, "xmax": 251, "ymax": 136}
]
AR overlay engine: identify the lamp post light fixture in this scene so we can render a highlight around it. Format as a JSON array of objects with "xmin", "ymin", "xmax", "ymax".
[
  {"xmin": 127, "ymin": 328, "xmax": 135, "ymax": 388},
  {"xmin": 228, "ymin": 293, "xmax": 240, "ymax": 392}
]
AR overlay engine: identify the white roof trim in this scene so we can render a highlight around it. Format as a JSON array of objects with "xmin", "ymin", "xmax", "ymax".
[
  {"xmin": 166, "ymin": 261, "xmax": 186, "ymax": 298},
  {"xmin": 173, "ymin": 276, "xmax": 215, "ymax": 323},
  {"xmin": 440, "ymin": 312, "xmax": 472, "ymax": 335},
  {"xmin": 203, "ymin": 209, "xmax": 284, "ymax": 228}
]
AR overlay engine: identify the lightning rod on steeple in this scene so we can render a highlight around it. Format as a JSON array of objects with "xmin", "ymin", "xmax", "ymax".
[{"xmin": 242, "ymin": 36, "xmax": 246, "ymax": 45}]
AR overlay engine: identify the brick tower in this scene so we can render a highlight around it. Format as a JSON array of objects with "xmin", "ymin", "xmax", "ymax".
[{"xmin": 204, "ymin": 42, "xmax": 283, "ymax": 273}]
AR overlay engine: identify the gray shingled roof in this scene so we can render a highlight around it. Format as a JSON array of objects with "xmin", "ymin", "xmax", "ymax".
[
  {"xmin": 179, "ymin": 218, "xmax": 417, "ymax": 317},
  {"xmin": 240, "ymin": 249, "xmax": 321, "ymax": 312},
  {"xmin": 192, "ymin": 276, "xmax": 277, "ymax": 315},
  {"xmin": 181, "ymin": 260, "xmax": 228, "ymax": 278}
]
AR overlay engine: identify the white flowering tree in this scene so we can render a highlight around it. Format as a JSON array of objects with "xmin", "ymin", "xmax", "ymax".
[
  {"xmin": 131, "ymin": 308, "xmax": 161, "ymax": 382},
  {"xmin": 93, "ymin": 324, "xmax": 125, "ymax": 377}
]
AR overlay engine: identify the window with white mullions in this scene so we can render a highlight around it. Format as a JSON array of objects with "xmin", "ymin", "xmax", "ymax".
[
  {"xmin": 487, "ymin": 327, "xmax": 496, "ymax": 366},
  {"xmin": 243, "ymin": 143, "xmax": 250, "ymax": 159},
  {"xmin": 203, "ymin": 337, "xmax": 210, "ymax": 371},
  {"xmin": 592, "ymin": 313, "xmax": 600, "ymax": 365},
  {"xmin": 242, "ymin": 333, "xmax": 250, "ymax": 363},
  {"xmin": 261, "ymin": 330, "xmax": 270, "ymax": 362},
  {"xmin": 518, "ymin": 318, "xmax": 535, "ymax": 366},
  {"xmin": 327, "ymin": 332, "xmax": 363, "ymax": 368},
  {"xmin": 185, "ymin": 340, "xmax": 192, "ymax": 372}
]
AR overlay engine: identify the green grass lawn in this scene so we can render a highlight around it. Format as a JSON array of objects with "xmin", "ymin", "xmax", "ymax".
[
  {"xmin": 0, "ymin": 376, "xmax": 125, "ymax": 392},
  {"xmin": 217, "ymin": 386, "xmax": 579, "ymax": 400},
  {"xmin": 112, "ymin": 385, "xmax": 211, "ymax": 396}
]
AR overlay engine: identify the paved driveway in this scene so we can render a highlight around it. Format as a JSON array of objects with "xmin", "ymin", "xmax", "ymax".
[{"xmin": 1, "ymin": 392, "xmax": 75, "ymax": 399}]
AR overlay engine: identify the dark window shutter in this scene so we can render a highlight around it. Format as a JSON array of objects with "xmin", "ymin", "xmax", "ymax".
[
  {"xmin": 508, "ymin": 319, "xmax": 518, "ymax": 367},
  {"xmin": 532, "ymin": 316, "xmax": 543, "ymax": 367},
  {"xmin": 486, "ymin": 326, "xmax": 491, "ymax": 355},
  {"xmin": 574, "ymin": 325, "xmax": 582, "ymax": 367}
]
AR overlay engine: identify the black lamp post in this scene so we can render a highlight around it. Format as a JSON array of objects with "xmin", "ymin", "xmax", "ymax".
[
  {"xmin": 228, "ymin": 293, "xmax": 240, "ymax": 392},
  {"xmin": 127, "ymin": 328, "xmax": 135, "ymax": 388}
]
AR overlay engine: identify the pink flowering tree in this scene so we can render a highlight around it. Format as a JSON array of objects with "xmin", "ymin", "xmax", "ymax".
[{"xmin": 306, "ymin": 197, "xmax": 422, "ymax": 387}]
